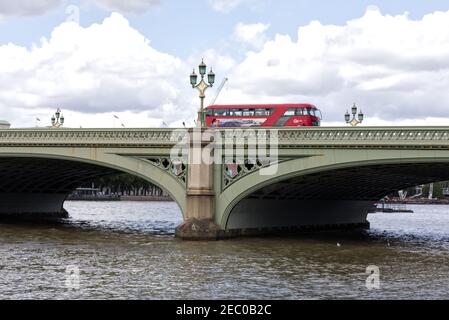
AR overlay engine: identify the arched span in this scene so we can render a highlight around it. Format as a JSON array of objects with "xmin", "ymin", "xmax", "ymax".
[
  {"xmin": 216, "ymin": 149, "xmax": 449, "ymax": 231},
  {"xmin": 0, "ymin": 152, "xmax": 186, "ymax": 217}
]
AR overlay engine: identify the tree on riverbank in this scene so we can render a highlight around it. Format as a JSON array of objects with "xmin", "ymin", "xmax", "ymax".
[
  {"xmin": 78, "ymin": 174, "xmax": 449, "ymax": 200},
  {"xmin": 79, "ymin": 173, "xmax": 167, "ymax": 197},
  {"xmin": 389, "ymin": 182, "xmax": 448, "ymax": 199}
]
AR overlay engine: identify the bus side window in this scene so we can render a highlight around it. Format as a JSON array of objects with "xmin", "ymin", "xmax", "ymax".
[
  {"xmin": 214, "ymin": 109, "xmax": 228, "ymax": 116},
  {"xmin": 242, "ymin": 109, "xmax": 255, "ymax": 116},
  {"xmin": 311, "ymin": 109, "xmax": 322, "ymax": 118},
  {"xmin": 285, "ymin": 108, "xmax": 296, "ymax": 116},
  {"xmin": 296, "ymin": 109, "xmax": 304, "ymax": 116},
  {"xmin": 255, "ymin": 108, "xmax": 271, "ymax": 116},
  {"xmin": 233, "ymin": 109, "xmax": 243, "ymax": 116},
  {"xmin": 206, "ymin": 109, "xmax": 213, "ymax": 116}
]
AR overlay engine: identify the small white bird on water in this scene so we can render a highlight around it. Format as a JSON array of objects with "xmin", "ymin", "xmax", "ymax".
[{"xmin": 337, "ymin": 243, "xmax": 341, "ymax": 247}]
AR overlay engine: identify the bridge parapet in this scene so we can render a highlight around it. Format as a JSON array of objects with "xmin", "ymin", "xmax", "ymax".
[
  {"xmin": 2, "ymin": 127, "xmax": 449, "ymax": 148},
  {"xmin": 217, "ymin": 127, "xmax": 449, "ymax": 148},
  {"xmin": 0, "ymin": 128, "xmax": 183, "ymax": 147}
]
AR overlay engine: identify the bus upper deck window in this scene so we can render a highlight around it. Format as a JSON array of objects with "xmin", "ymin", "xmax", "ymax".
[
  {"xmin": 242, "ymin": 109, "xmax": 255, "ymax": 116},
  {"xmin": 255, "ymin": 108, "xmax": 271, "ymax": 116},
  {"xmin": 310, "ymin": 109, "xmax": 322, "ymax": 119},
  {"xmin": 285, "ymin": 109, "xmax": 296, "ymax": 116},
  {"xmin": 214, "ymin": 109, "xmax": 228, "ymax": 116},
  {"xmin": 232, "ymin": 109, "xmax": 243, "ymax": 116},
  {"xmin": 206, "ymin": 109, "xmax": 213, "ymax": 116},
  {"xmin": 295, "ymin": 108, "xmax": 304, "ymax": 116}
]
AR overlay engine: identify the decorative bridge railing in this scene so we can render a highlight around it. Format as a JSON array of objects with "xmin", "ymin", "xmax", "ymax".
[
  {"xmin": 1, "ymin": 127, "xmax": 449, "ymax": 148},
  {"xmin": 0, "ymin": 128, "xmax": 180, "ymax": 147},
  {"xmin": 218, "ymin": 127, "xmax": 449, "ymax": 149}
]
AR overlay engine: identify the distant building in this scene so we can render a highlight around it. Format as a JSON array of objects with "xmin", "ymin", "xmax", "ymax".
[{"xmin": 0, "ymin": 120, "xmax": 11, "ymax": 129}]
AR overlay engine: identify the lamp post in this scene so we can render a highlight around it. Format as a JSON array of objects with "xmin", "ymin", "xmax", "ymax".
[
  {"xmin": 51, "ymin": 108, "xmax": 65, "ymax": 128},
  {"xmin": 190, "ymin": 59, "xmax": 215, "ymax": 127},
  {"xmin": 345, "ymin": 103, "xmax": 364, "ymax": 126}
]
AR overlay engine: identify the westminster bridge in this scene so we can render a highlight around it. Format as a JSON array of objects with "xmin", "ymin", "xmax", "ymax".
[{"xmin": 1, "ymin": 126, "xmax": 449, "ymax": 239}]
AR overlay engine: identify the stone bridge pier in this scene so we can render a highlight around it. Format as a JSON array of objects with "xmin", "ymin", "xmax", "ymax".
[{"xmin": 175, "ymin": 129, "xmax": 225, "ymax": 239}]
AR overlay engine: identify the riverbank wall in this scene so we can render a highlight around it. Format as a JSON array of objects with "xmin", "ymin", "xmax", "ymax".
[
  {"xmin": 385, "ymin": 198, "xmax": 449, "ymax": 205},
  {"xmin": 66, "ymin": 195, "xmax": 173, "ymax": 202}
]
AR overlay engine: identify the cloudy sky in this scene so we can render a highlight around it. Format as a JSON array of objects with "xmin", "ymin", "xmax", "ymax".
[{"xmin": 1, "ymin": 0, "xmax": 449, "ymax": 128}]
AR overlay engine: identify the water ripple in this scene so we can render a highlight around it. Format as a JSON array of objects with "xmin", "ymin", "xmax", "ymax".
[{"xmin": 0, "ymin": 202, "xmax": 449, "ymax": 299}]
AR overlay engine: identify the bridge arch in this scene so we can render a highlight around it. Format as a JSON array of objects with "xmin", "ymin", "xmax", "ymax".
[
  {"xmin": 217, "ymin": 149, "xmax": 449, "ymax": 231},
  {"xmin": 0, "ymin": 150, "xmax": 186, "ymax": 217}
]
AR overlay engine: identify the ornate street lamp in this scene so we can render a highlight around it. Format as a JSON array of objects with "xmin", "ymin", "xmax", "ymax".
[
  {"xmin": 345, "ymin": 103, "xmax": 364, "ymax": 126},
  {"xmin": 51, "ymin": 108, "xmax": 65, "ymax": 128},
  {"xmin": 190, "ymin": 59, "xmax": 215, "ymax": 127}
]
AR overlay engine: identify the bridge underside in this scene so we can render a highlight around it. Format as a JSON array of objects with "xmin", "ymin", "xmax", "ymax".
[
  {"xmin": 0, "ymin": 157, "xmax": 119, "ymax": 218},
  {"xmin": 227, "ymin": 162, "xmax": 449, "ymax": 231}
]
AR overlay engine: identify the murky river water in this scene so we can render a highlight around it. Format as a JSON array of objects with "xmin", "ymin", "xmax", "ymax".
[{"xmin": 0, "ymin": 202, "xmax": 448, "ymax": 300}]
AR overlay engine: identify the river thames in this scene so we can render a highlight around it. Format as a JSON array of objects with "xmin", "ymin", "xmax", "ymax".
[{"xmin": 0, "ymin": 202, "xmax": 448, "ymax": 300}]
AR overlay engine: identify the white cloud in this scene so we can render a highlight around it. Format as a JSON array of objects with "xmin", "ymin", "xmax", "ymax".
[
  {"xmin": 209, "ymin": 0, "xmax": 251, "ymax": 13},
  {"xmin": 4, "ymin": 7, "xmax": 449, "ymax": 128},
  {"xmin": 0, "ymin": 0, "xmax": 161, "ymax": 19},
  {"xmin": 233, "ymin": 22, "xmax": 270, "ymax": 50},
  {"xmin": 217, "ymin": 8, "xmax": 449, "ymax": 124},
  {"xmin": 0, "ymin": 0, "xmax": 61, "ymax": 17},
  {"xmin": 93, "ymin": 0, "xmax": 160, "ymax": 13},
  {"xmin": 323, "ymin": 116, "xmax": 449, "ymax": 127},
  {"xmin": 0, "ymin": 13, "xmax": 195, "ymax": 128},
  {"xmin": 209, "ymin": 0, "xmax": 241, "ymax": 13}
]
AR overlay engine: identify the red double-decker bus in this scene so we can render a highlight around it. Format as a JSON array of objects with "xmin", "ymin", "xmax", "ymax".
[{"xmin": 205, "ymin": 104, "xmax": 322, "ymax": 128}]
